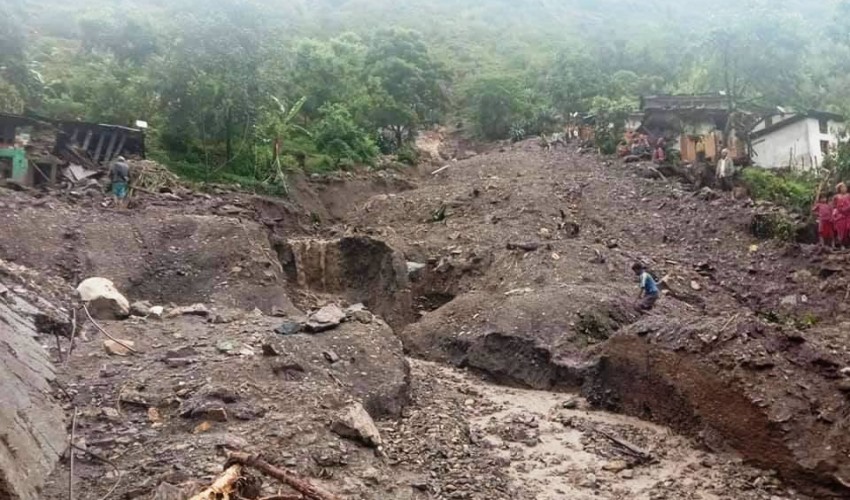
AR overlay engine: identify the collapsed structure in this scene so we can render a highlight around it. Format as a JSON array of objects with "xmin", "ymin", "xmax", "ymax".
[
  {"xmin": 634, "ymin": 94, "xmax": 750, "ymax": 163},
  {"xmin": 0, "ymin": 112, "xmax": 145, "ymax": 188}
]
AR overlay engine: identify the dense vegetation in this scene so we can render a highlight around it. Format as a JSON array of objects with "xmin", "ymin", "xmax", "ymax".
[{"xmin": 2, "ymin": 0, "xmax": 850, "ymax": 187}]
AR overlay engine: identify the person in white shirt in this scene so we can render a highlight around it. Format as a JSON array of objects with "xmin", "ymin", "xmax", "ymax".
[{"xmin": 716, "ymin": 149, "xmax": 734, "ymax": 190}]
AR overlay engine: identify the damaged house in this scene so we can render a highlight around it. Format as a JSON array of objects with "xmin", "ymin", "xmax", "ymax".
[
  {"xmin": 749, "ymin": 110, "xmax": 846, "ymax": 171},
  {"xmin": 638, "ymin": 94, "xmax": 749, "ymax": 163},
  {"xmin": 0, "ymin": 112, "xmax": 145, "ymax": 188}
]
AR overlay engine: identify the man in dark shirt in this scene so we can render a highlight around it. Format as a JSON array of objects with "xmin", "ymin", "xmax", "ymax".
[{"xmin": 110, "ymin": 156, "xmax": 130, "ymax": 208}]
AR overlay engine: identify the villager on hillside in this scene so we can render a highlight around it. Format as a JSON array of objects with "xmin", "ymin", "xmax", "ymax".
[
  {"xmin": 632, "ymin": 262, "xmax": 659, "ymax": 312},
  {"xmin": 110, "ymin": 156, "xmax": 131, "ymax": 209},
  {"xmin": 716, "ymin": 149, "xmax": 734, "ymax": 190},
  {"xmin": 833, "ymin": 183, "xmax": 850, "ymax": 248},
  {"xmin": 653, "ymin": 137, "xmax": 667, "ymax": 164},
  {"xmin": 812, "ymin": 193, "xmax": 835, "ymax": 249}
]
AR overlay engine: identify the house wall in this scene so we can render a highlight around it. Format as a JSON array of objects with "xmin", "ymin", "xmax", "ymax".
[{"xmin": 752, "ymin": 118, "xmax": 845, "ymax": 171}]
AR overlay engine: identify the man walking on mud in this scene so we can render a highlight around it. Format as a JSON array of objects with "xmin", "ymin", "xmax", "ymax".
[{"xmin": 110, "ymin": 156, "xmax": 130, "ymax": 208}]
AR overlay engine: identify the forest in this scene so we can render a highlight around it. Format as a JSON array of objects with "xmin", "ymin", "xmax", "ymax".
[{"xmin": 2, "ymin": 0, "xmax": 850, "ymax": 188}]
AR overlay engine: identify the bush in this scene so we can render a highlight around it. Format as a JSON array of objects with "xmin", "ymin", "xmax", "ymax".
[
  {"xmin": 740, "ymin": 168, "xmax": 816, "ymax": 214},
  {"xmin": 314, "ymin": 104, "xmax": 380, "ymax": 167},
  {"xmin": 396, "ymin": 146, "xmax": 420, "ymax": 165}
]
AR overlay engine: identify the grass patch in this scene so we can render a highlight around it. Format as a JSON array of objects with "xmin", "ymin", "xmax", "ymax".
[{"xmin": 740, "ymin": 168, "xmax": 817, "ymax": 214}]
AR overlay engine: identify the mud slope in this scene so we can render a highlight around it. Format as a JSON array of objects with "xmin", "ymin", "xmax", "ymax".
[{"xmin": 342, "ymin": 141, "xmax": 850, "ymax": 495}]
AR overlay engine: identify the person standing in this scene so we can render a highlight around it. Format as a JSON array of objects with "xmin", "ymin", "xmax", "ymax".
[
  {"xmin": 812, "ymin": 193, "xmax": 835, "ymax": 249},
  {"xmin": 716, "ymin": 149, "xmax": 734, "ymax": 190},
  {"xmin": 834, "ymin": 183, "xmax": 850, "ymax": 249},
  {"xmin": 110, "ymin": 156, "xmax": 130, "ymax": 208}
]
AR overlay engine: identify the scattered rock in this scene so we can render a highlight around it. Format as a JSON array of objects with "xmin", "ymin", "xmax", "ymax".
[
  {"xmin": 696, "ymin": 187, "xmax": 719, "ymax": 201},
  {"xmin": 407, "ymin": 262, "xmax": 427, "ymax": 277},
  {"xmin": 103, "ymin": 339, "xmax": 135, "ymax": 357},
  {"xmin": 330, "ymin": 402, "xmax": 383, "ymax": 448},
  {"xmin": 77, "ymin": 277, "xmax": 130, "ymax": 319},
  {"xmin": 580, "ymin": 472, "xmax": 598, "ymax": 488},
  {"xmin": 274, "ymin": 321, "xmax": 303, "ymax": 336},
  {"xmin": 690, "ymin": 280, "xmax": 702, "ymax": 291},
  {"xmin": 323, "ymin": 351, "xmax": 341, "ymax": 364},
  {"xmin": 165, "ymin": 303, "xmax": 210, "ymax": 318},
  {"xmin": 603, "ymin": 460, "xmax": 629, "ymax": 473},
  {"xmin": 306, "ymin": 305, "xmax": 346, "ymax": 332},
  {"xmin": 780, "ymin": 295, "xmax": 799, "ymax": 307},
  {"xmin": 506, "ymin": 242, "xmax": 541, "ymax": 252},
  {"xmin": 619, "ymin": 469, "xmax": 635, "ymax": 480},
  {"xmin": 149, "ymin": 306, "xmax": 165, "ymax": 319},
  {"xmin": 130, "ymin": 300, "xmax": 152, "ymax": 317},
  {"xmin": 216, "ymin": 340, "xmax": 236, "ymax": 354},
  {"xmin": 347, "ymin": 304, "xmax": 373, "ymax": 324},
  {"xmin": 562, "ymin": 397, "xmax": 579, "ymax": 410}
]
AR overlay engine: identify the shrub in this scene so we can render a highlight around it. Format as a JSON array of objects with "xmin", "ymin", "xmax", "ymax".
[
  {"xmin": 740, "ymin": 168, "xmax": 816, "ymax": 214},
  {"xmin": 396, "ymin": 146, "xmax": 420, "ymax": 165},
  {"xmin": 314, "ymin": 104, "xmax": 380, "ymax": 167}
]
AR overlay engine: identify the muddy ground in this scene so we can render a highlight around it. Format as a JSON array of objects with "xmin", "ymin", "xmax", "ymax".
[{"xmin": 2, "ymin": 140, "xmax": 850, "ymax": 499}]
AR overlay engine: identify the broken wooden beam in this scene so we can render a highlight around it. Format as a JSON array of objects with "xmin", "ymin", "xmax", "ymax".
[
  {"xmin": 188, "ymin": 464, "xmax": 243, "ymax": 500},
  {"xmin": 226, "ymin": 451, "xmax": 342, "ymax": 500}
]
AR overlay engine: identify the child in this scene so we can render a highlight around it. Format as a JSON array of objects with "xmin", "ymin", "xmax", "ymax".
[
  {"xmin": 632, "ymin": 262, "xmax": 659, "ymax": 312},
  {"xmin": 812, "ymin": 193, "xmax": 835, "ymax": 249}
]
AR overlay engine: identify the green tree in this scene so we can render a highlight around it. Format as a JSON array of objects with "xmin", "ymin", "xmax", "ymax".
[
  {"xmin": 314, "ymin": 103, "xmax": 379, "ymax": 167},
  {"xmin": 0, "ymin": 78, "xmax": 24, "ymax": 113},
  {"xmin": 464, "ymin": 77, "xmax": 530, "ymax": 140},
  {"xmin": 364, "ymin": 29, "xmax": 448, "ymax": 147}
]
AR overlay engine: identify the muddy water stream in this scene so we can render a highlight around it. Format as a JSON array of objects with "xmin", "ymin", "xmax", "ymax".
[{"xmin": 416, "ymin": 359, "xmax": 806, "ymax": 500}]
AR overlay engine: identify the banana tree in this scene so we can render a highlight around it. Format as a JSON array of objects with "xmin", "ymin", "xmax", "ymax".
[{"xmin": 259, "ymin": 95, "xmax": 310, "ymax": 188}]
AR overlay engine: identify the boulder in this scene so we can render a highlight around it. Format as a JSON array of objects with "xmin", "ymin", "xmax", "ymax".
[
  {"xmin": 76, "ymin": 277, "xmax": 130, "ymax": 320},
  {"xmin": 330, "ymin": 402, "xmax": 383, "ymax": 448},
  {"xmin": 306, "ymin": 305, "xmax": 346, "ymax": 332}
]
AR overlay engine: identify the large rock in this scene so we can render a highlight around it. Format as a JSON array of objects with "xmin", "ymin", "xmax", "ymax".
[
  {"xmin": 76, "ymin": 277, "xmax": 130, "ymax": 320},
  {"xmin": 306, "ymin": 304, "xmax": 346, "ymax": 332},
  {"xmin": 331, "ymin": 402, "xmax": 383, "ymax": 448},
  {"xmin": 0, "ymin": 283, "xmax": 67, "ymax": 499}
]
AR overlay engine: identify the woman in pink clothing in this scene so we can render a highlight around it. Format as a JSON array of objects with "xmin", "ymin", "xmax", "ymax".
[{"xmin": 834, "ymin": 183, "xmax": 850, "ymax": 248}]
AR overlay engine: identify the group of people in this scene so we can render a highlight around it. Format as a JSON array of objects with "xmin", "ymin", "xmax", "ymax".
[
  {"xmin": 620, "ymin": 133, "xmax": 667, "ymax": 163},
  {"xmin": 813, "ymin": 183, "xmax": 850, "ymax": 249}
]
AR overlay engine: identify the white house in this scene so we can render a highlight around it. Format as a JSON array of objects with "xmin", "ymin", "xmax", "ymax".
[{"xmin": 750, "ymin": 111, "xmax": 846, "ymax": 171}]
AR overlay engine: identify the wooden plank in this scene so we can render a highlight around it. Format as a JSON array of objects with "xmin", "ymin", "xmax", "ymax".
[
  {"xmin": 92, "ymin": 132, "xmax": 106, "ymax": 163},
  {"xmin": 81, "ymin": 130, "xmax": 94, "ymax": 150},
  {"xmin": 112, "ymin": 133, "xmax": 127, "ymax": 161},
  {"xmin": 102, "ymin": 130, "xmax": 119, "ymax": 164}
]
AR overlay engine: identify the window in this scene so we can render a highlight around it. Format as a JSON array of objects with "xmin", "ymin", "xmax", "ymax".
[
  {"xmin": 819, "ymin": 119, "xmax": 829, "ymax": 134},
  {"xmin": 821, "ymin": 140, "xmax": 831, "ymax": 155}
]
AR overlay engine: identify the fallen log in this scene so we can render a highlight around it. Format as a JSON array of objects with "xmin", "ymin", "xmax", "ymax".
[
  {"xmin": 226, "ymin": 452, "xmax": 342, "ymax": 500},
  {"xmin": 188, "ymin": 465, "xmax": 243, "ymax": 500},
  {"xmin": 506, "ymin": 242, "xmax": 541, "ymax": 252},
  {"xmin": 597, "ymin": 430, "xmax": 653, "ymax": 464}
]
